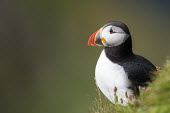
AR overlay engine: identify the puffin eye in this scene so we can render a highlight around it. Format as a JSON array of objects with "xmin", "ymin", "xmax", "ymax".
[{"xmin": 109, "ymin": 27, "xmax": 115, "ymax": 34}]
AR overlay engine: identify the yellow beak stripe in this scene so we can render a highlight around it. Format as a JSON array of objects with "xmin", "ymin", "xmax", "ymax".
[{"xmin": 101, "ymin": 38, "xmax": 106, "ymax": 41}]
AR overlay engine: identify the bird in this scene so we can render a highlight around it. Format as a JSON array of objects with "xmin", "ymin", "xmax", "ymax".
[{"xmin": 88, "ymin": 21, "xmax": 157, "ymax": 105}]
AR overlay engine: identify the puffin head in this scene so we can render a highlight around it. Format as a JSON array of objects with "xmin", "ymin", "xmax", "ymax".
[{"xmin": 88, "ymin": 21, "xmax": 131, "ymax": 47}]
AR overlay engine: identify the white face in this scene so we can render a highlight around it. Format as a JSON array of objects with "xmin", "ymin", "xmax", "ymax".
[{"xmin": 101, "ymin": 25, "xmax": 129, "ymax": 47}]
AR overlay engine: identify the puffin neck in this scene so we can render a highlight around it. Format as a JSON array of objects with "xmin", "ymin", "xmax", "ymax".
[{"xmin": 104, "ymin": 37, "xmax": 133, "ymax": 63}]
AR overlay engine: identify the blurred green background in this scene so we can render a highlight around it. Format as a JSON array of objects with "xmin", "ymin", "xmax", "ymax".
[{"xmin": 0, "ymin": 0, "xmax": 170, "ymax": 113}]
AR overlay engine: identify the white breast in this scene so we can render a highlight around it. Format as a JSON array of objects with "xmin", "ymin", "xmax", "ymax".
[{"xmin": 95, "ymin": 50, "xmax": 134, "ymax": 105}]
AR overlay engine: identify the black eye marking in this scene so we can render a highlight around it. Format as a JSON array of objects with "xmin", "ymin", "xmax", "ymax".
[{"xmin": 109, "ymin": 27, "xmax": 116, "ymax": 34}]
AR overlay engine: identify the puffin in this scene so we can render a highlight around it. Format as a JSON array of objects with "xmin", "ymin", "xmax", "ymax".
[{"xmin": 88, "ymin": 21, "xmax": 157, "ymax": 105}]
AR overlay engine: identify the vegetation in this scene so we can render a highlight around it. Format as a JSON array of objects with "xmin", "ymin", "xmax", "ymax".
[{"xmin": 89, "ymin": 60, "xmax": 170, "ymax": 113}]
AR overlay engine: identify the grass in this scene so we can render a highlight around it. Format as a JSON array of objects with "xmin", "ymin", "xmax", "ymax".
[{"xmin": 89, "ymin": 60, "xmax": 170, "ymax": 113}]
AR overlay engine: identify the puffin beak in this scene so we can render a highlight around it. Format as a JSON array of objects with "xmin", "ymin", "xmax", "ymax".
[{"xmin": 88, "ymin": 29, "xmax": 103, "ymax": 46}]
